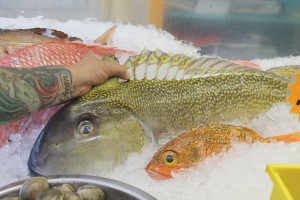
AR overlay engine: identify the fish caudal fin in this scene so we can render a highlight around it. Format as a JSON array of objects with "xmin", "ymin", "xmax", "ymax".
[
  {"xmin": 94, "ymin": 25, "xmax": 117, "ymax": 45},
  {"xmin": 265, "ymin": 132, "xmax": 300, "ymax": 143}
]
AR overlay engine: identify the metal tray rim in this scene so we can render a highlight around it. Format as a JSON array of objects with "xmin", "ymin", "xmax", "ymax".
[{"xmin": 0, "ymin": 175, "xmax": 156, "ymax": 200}]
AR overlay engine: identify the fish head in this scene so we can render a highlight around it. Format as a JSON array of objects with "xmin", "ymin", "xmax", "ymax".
[
  {"xmin": 145, "ymin": 134, "xmax": 206, "ymax": 180},
  {"xmin": 145, "ymin": 149, "xmax": 181, "ymax": 180},
  {"xmin": 28, "ymin": 100, "xmax": 151, "ymax": 176}
]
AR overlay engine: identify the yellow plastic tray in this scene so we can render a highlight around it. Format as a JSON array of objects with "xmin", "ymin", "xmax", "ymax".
[{"xmin": 266, "ymin": 164, "xmax": 300, "ymax": 200}]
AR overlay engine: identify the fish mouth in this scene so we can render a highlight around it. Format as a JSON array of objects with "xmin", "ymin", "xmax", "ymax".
[
  {"xmin": 144, "ymin": 163, "xmax": 173, "ymax": 180},
  {"xmin": 27, "ymin": 104, "xmax": 76, "ymax": 176}
]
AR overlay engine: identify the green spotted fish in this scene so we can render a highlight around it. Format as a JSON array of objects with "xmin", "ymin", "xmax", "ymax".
[{"xmin": 28, "ymin": 49, "xmax": 299, "ymax": 176}]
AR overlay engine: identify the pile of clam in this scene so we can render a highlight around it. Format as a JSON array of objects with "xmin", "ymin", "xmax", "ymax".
[{"xmin": 2, "ymin": 177, "xmax": 105, "ymax": 200}]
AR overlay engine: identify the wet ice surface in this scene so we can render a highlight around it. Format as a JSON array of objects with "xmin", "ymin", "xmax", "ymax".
[{"xmin": 1, "ymin": 17, "xmax": 300, "ymax": 200}]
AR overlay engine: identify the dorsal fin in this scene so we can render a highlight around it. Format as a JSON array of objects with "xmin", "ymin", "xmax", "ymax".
[
  {"xmin": 94, "ymin": 25, "xmax": 117, "ymax": 45},
  {"xmin": 123, "ymin": 49, "xmax": 286, "ymax": 82}
]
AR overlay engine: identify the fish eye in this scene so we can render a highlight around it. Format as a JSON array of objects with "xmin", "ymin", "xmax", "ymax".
[
  {"xmin": 166, "ymin": 155, "xmax": 174, "ymax": 163},
  {"xmin": 78, "ymin": 120, "xmax": 95, "ymax": 136},
  {"xmin": 162, "ymin": 151, "xmax": 178, "ymax": 166}
]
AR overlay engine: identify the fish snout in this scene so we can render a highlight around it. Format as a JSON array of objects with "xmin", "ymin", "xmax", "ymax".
[{"xmin": 144, "ymin": 161, "xmax": 173, "ymax": 180}]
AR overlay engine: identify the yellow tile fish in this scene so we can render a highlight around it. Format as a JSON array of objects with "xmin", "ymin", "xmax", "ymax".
[{"xmin": 28, "ymin": 49, "xmax": 300, "ymax": 176}]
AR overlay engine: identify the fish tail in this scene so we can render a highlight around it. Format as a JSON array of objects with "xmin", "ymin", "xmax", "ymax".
[{"xmin": 264, "ymin": 132, "xmax": 300, "ymax": 143}]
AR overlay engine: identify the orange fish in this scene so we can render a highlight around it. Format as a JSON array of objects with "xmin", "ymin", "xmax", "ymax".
[
  {"xmin": 145, "ymin": 124, "xmax": 300, "ymax": 179},
  {"xmin": 0, "ymin": 30, "xmax": 130, "ymax": 147}
]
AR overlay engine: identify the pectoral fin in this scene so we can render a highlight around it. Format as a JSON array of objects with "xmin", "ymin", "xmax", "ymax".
[
  {"xmin": 6, "ymin": 46, "xmax": 15, "ymax": 54},
  {"xmin": 103, "ymin": 109, "xmax": 154, "ymax": 161},
  {"xmin": 0, "ymin": 46, "xmax": 8, "ymax": 57}
]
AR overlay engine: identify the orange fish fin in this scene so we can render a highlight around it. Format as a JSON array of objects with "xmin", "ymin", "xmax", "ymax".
[
  {"xmin": 192, "ymin": 141, "xmax": 206, "ymax": 163},
  {"xmin": 0, "ymin": 46, "xmax": 8, "ymax": 57},
  {"xmin": 0, "ymin": 45, "xmax": 15, "ymax": 57},
  {"xmin": 230, "ymin": 60, "xmax": 260, "ymax": 69},
  {"xmin": 94, "ymin": 25, "xmax": 117, "ymax": 45},
  {"xmin": 264, "ymin": 132, "xmax": 300, "ymax": 143},
  {"xmin": 242, "ymin": 127, "xmax": 263, "ymax": 139}
]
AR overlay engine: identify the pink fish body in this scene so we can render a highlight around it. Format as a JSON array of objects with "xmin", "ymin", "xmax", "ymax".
[
  {"xmin": 0, "ymin": 40, "xmax": 130, "ymax": 147},
  {"xmin": 0, "ymin": 40, "xmax": 129, "ymax": 67}
]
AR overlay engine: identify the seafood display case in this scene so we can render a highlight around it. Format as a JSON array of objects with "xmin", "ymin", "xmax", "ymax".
[{"xmin": 1, "ymin": 0, "xmax": 300, "ymax": 200}]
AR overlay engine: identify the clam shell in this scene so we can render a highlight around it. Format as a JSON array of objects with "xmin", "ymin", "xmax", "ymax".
[
  {"xmin": 35, "ymin": 189, "xmax": 64, "ymax": 200},
  {"xmin": 1, "ymin": 197, "xmax": 20, "ymax": 200},
  {"xmin": 76, "ymin": 185, "xmax": 105, "ymax": 200},
  {"xmin": 19, "ymin": 177, "xmax": 49, "ymax": 200},
  {"xmin": 52, "ymin": 184, "xmax": 75, "ymax": 193},
  {"xmin": 62, "ymin": 191, "xmax": 81, "ymax": 200}
]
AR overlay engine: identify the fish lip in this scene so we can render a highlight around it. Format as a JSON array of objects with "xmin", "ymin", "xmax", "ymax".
[
  {"xmin": 27, "ymin": 104, "xmax": 72, "ymax": 177},
  {"xmin": 145, "ymin": 169, "xmax": 172, "ymax": 180},
  {"xmin": 144, "ymin": 163, "xmax": 173, "ymax": 180},
  {"xmin": 27, "ymin": 159, "xmax": 44, "ymax": 176},
  {"xmin": 27, "ymin": 133, "xmax": 52, "ymax": 176}
]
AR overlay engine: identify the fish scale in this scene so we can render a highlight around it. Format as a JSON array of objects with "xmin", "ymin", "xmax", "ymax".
[{"xmin": 28, "ymin": 50, "xmax": 300, "ymax": 176}]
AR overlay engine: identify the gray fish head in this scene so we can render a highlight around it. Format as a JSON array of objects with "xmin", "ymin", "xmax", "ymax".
[{"xmin": 28, "ymin": 102, "xmax": 151, "ymax": 176}]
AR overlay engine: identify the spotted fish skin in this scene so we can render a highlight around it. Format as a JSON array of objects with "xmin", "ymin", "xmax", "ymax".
[
  {"xmin": 145, "ymin": 124, "xmax": 263, "ymax": 179},
  {"xmin": 28, "ymin": 49, "xmax": 299, "ymax": 176},
  {"xmin": 77, "ymin": 50, "xmax": 290, "ymax": 134},
  {"xmin": 79, "ymin": 74, "xmax": 286, "ymax": 136}
]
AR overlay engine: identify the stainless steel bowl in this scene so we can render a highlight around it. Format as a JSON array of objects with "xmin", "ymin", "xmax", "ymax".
[{"xmin": 0, "ymin": 175, "xmax": 156, "ymax": 200}]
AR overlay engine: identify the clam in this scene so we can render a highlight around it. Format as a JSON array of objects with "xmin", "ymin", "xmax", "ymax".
[
  {"xmin": 19, "ymin": 177, "xmax": 49, "ymax": 200},
  {"xmin": 76, "ymin": 185, "xmax": 105, "ymax": 200},
  {"xmin": 62, "ymin": 191, "xmax": 81, "ymax": 200},
  {"xmin": 35, "ymin": 189, "xmax": 64, "ymax": 200},
  {"xmin": 52, "ymin": 184, "xmax": 75, "ymax": 193}
]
